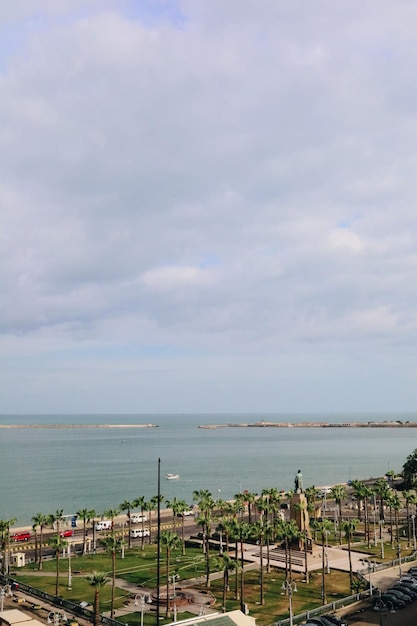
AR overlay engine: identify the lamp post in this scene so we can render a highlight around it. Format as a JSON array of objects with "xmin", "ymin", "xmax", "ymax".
[
  {"xmin": 134, "ymin": 594, "xmax": 145, "ymax": 626},
  {"xmin": 47, "ymin": 612, "xmax": 64, "ymax": 626},
  {"xmin": 169, "ymin": 573, "xmax": 180, "ymax": 619},
  {"xmin": 411, "ymin": 514, "xmax": 416, "ymax": 551},
  {"xmin": 1, "ymin": 585, "xmax": 12, "ymax": 612},
  {"xmin": 281, "ymin": 580, "xmax": 297, "ymax": 626},
  {"xmin": 67, "ymin": 542, "xmax": 72, "ymax": 590}
]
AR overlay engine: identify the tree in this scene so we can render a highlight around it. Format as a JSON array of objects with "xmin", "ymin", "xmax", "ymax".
[
  {"xmin": 330, "ymin": 485, "xmax": 346, "ymax": 543},
  {"xmin": 134, "ymin": 497, "xmax": 147, "ymax": 549},
  {"xmin": 218, "ymin": 553, "xmax": 238, "ymax": 612},
  {"xmin": 49, "ymin": 535, "xmax": 66, "ymax": 596},
  {"xmin": 87, "ymin": 571, "xmax": 109, "ymax": 626},
  {"xmin": 160, "ymin": 531, "xmax": 181, "ymax": 617},
  {"xmin": 76, "ymin": 508, "xmax": 92, "ymax": 555},
  {"xmin": 103, "ymin": 508, "xmax": 119, "ymax": 538},
  {"xmin": 197, "ymin": 510, "xmax": 213, "ymax": 587},
  {"xmin": 402, "ymin": 449, "xmax": 417, "ymax": 489},
  {"xmin": 31, "ymin": 512, "xmax": 48, "ymax": 570},
  {"xmin": 48, "ymin": 509, "xmax": 64, "ymax": 539},
  {"xmin": 0, "ymin": 518, "xmax": 16, "ymax": 577},
  {"xmin": 317, "ymin": 519, "xmax": 332, "ymax": 605},
  {"xmin": 101, "ymin": 535, "xmax": 123, "ymax": 618},
  {"xmin": 403, "ymin": 490, "xmax": 417, "ymax": 546},
  {"xmin": 341, "ymin": 519, "xmax": 358, "ymax": 591},
  {"xmin": 120, "ymin": 500, "xmax": 135, "ymax": 548}
]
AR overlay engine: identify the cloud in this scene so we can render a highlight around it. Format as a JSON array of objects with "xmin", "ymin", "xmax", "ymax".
[{"xmin": 2, "ymin": 0, "xmax": 417, "ymax": 413}]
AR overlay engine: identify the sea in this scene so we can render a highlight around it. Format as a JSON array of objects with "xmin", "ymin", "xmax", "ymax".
[{"xmin": 1, "ymin": 412, "xmax": 417, "ymax": 526}]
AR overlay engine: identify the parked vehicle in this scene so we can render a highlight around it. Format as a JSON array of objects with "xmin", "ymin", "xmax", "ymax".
[
  {"xmin": 131, "ymin": 514, "xmax": 148, "ymax": 524},
  {"xmin": 130, "ymin": 528, "xmax": 150, "ymax": 538},
  {"xmin": 95, "ymin": 520, "xmax": 113, "ymax": 531},
  {"xmin": 176, "ymin": 509, "xmax": 194, "ymax": 517},
  {"xmin": 11, "ymin": 532, "xmax": 31, "ymax": 542}
]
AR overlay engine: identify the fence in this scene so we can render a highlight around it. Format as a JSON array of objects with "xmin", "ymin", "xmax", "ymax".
[{"xmin": 0, "ymin": 574, "xmax": 123, "ymax": 626}]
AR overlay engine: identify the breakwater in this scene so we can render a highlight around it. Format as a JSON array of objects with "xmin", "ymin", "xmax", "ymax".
[
  {"xmin": 199, "ymin": 420, "xmax": 417, "ymax": 429},
  {"xmin": 0, "ymin": 423, "xmax": 158, "ymax": 429}
]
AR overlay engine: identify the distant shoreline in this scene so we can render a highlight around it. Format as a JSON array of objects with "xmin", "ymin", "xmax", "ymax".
[
  {"xmin": 0, "ymin": 423, "xmax": 158, "ymax": 429},
  {"xmin": 199, "ymin": 420, "xmax": 417, "ymax": 429}
]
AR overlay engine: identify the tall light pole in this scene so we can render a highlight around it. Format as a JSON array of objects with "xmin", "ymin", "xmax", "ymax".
[
  {"xmin": 67, "ymin": 542, "xmax": 72, "ymax": 590},
  {"xmin": 281, "ymin": 580, "xmax": 297, "ymax": 626},
  {"xmin": 134, "ymin": 594, "xmax": 145, "ymax": 626},
  {"xmin": 411, "ymin": 514, "xmax": 416, "ymax": 551}
]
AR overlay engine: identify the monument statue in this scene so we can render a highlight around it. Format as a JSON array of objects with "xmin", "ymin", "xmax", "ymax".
[{"xmin": 294, "ymin": 469, "xmax": 303, "ymax": 494}]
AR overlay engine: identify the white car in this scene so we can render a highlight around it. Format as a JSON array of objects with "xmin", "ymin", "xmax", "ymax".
[
  {"xmin": 130, "ymin": 528, "xmax": 150, "ymax": 538},
  {"xmin": 131, "ymin": 514, "xmax": 148, "ymax": 524},
  {"xmin": 176, "ymin": 509, "xmax": 194, "ymax": 517}
]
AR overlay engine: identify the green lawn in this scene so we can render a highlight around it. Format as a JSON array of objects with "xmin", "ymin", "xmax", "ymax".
[{"xmin": 13, "ymin": 543, "xmax": 359, "ymax": 626}]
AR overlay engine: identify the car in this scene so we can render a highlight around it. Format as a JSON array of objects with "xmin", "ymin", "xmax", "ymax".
[
  {"xmin": 380, "ymin": 592, "xmax": 407, "ymax": 608},
  {"xmin": 374, "ymin": 593, "xmax": 406, "ymax": 609},
  {"xmin": 306, "ymin": 618, "xmax": 334, "ymax": 626},
  {"xmin": 176, "ymin": 509, "xmax": 194, "ymax": 517},
  {"xmin": 60, "ymin": 529, "xmax": 74, "ymax": 537},
  {"xmin": 11, "ymin": 532, "xmax": 31, "ymax": 542},
  {"xmin": 386, "ymin": 588, "xmax": 412, "ymax": 604},
  {"xmin": 392, "ymin": 584, "xmax": 417, "ymax": 599}
]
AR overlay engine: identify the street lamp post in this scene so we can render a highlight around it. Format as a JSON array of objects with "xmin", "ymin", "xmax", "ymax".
[
  {"xmin": 411, "ymin": 514, "xmax": 416, "ymax": 551},
  {"xmin": 169, "ymin": 573, "xmax": 180, "ymax": 619},
  {"xmin": 67, "ymin": 542, "xmax": 72, "ymax": 590},
  {"xmin": 1, "ymin": 585, "xmax": 12, "ymax": 612},
  {"xmin": 281, "ymin": 580, "xmax": 297, "ymax": 626},
  {"xmin": 47, "ymin": 612, "xmax": 66, "ymax": 626},
  {"xmin": 134, "ymin": 594, "xmax": 145, "ymax": 626}
]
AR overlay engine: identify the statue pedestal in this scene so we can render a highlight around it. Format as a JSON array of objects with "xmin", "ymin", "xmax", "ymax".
[{"xmin": 290, "ymin": 492, "xmax": 312, "ymax": 551}]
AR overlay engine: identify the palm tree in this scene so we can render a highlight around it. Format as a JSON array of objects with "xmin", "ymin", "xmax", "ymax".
[
  {"xmin": 197, "ymin": 510, "xmax": 213, "ymax": 587},
  {"xmin": 330, "ymin": 485, "xmax": 346, "ymax": 543},
  {"xmin": 373, "ymin": 479, "xmax": 391, "ymax": 526},
  {"xmin": 49, "ymin": 534, "xmax": 66, "ymax": 596},
  {"xmin": 160, "ymin": 531, "xmax": 181, "ymax": 617},
  {"xmin": 170, "ymin": 499, "xmax": 189, "ymax": 555},
  {"xmin": 49, "ymin": 509, "xmax": 64, "ymax": 539},
  {"xmin": 403, "ymin": 490, "xmax": 417, "ymax": 546},
  {"xmin": 76, "ymin": 508, "xmax": 92, "ymax": 555},
  {"xmin": 341, "ymin": 519, "xmax": 358, "ymax": 591},
  {"xmin": 317, "ymin": 519, "xmax": 332, "ymax": 605},
  {"xmin": 87, "ymin": 571, "xmax": 109, "ymax": 626},
  {"xmin": 120, "ymin": 500, "xmax": 135, "ymax": 548},
  {"xmin": 146, "ymin": 497, "xmax": 158, "ymax": 544},
  {"xmin": 101, "ymin": 535, "xmax": 123, "ymax": 618},
  {"xmin": 31, "ymin": 512, "xmax": 48, "ymax": 570},
  {"xmin": 251, "ymin": 519, "xmax": 266, "ymax": 605},
  {"xmin": 219, "ymin": 553, "xmax": 238, "ymax": 612},
  {"xmin": 0, "ymin": 518, "xmax": 16, "ymax": 578},
  {"xmin": 234, "ymin": 520, "xmax": 251, "ymax": 612},
  {"xmin": 104, "ymin": 508, "xmax": 119, "ymax": 538},
  {"xmin": 134, "ymin": 497, "xmax": 147, "ymax": 549}
]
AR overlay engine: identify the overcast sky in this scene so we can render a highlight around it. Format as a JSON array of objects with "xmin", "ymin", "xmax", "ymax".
[{"xmin": 2, "ymin": 0, "xmax": 417, "ymax": 415}]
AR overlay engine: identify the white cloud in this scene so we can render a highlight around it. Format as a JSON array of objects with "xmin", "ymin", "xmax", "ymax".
[{"xmin": 2, "ymin": 0, "xmax": 417, "ymax": 412}]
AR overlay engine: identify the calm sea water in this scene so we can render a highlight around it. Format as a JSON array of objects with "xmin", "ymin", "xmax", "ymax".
[{"xmin": 1, "ymin": 412, "xmax": 417, "ymax": 526}]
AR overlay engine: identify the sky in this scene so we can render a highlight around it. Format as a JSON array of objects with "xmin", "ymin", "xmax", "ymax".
[{"xmin": 2, "ymin": 1, "xmax": 417, "ymax": 415}]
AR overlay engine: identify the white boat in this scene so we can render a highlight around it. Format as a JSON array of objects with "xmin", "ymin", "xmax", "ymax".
[{"xmin": 165, "ymin": 473, "xmax": 180, "ymax": 480}]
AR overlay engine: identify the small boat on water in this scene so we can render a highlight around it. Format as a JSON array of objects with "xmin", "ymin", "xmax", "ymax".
[{"xmin": 165, "ymin": 473, "xmax": 180, "ymax": 480}]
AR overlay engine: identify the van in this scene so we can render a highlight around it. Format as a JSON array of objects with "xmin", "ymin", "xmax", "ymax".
[
  {"xmin": 130, "ymin": 528, "xmax": 150, "ymax": 538},
  {"xmin": 131, "ymin": 514, "xmax": 148, "ymax": 524},
  {"xmin": 95, "ymin": 520, "xmax": 113, "ymax": 531}
]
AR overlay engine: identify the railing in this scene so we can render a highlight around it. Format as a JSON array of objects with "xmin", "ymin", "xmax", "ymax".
[{"xmin": 0, "ymin": 575, "xmax": 123, "ymax": 626}]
